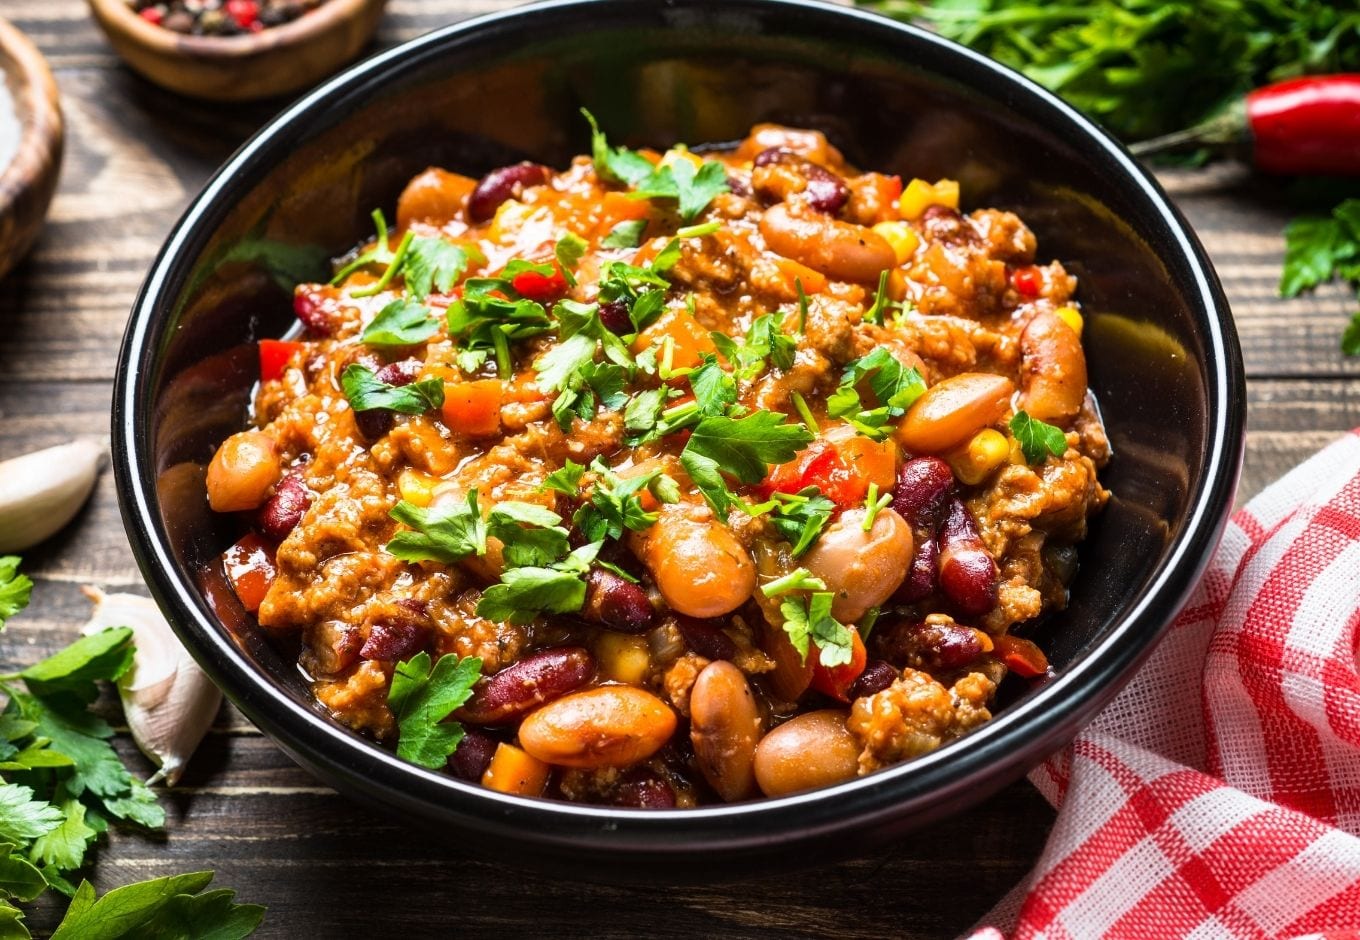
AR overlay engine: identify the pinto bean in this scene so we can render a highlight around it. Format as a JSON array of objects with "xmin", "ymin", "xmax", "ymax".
[
  {"xmin": 206, "ymin": 430, "xmax": 281, "ymax": 512},
  {"xmin": 689, "ymin": 661, "xmax": 762, "ymax": 802},
  {"xmin": 397, "ymin": 167, "xmax": 478, "ymax": 228},
  {"xmin": 895, "ymin": 372, "xmax": 1015, "ymax": 455},
  {"xmin": 256, "ymin": 468, "xmax": 311, "ymax": 541},
  {"xmin": 1019, "ymin": 309, "xmax": 1087, "ymax": 425},
  {"xmin": 517, "ymin": 686, "xmax": 676, "ymax": 769},
  {"xmin": 753, "ymin": 710, "xmax": 860, "ymax": 797},
  {"xmin": 466, "ymin": 162, "xmax": 552, "ymax": 223},
  {"xmin": 759, "ymin": 203, "xmax": 896, "ymax": 284},
  {"xmin": 458, "ymin": 647, "xmax": 594, "ymax": 726},
  {"xmin": 801, "ymin": 507, "xmax": 914, "ymax": 622},
  {"xmin": 632, "ymin": 509, "xmax": 756, "ymax": 619},
  {"xmin": 582, "ymin": 568, "xmax": 654, "ymax": 633},
  {"xmin": 891, "ymin": 456, "xmax": 955, "ymax": 528},
  {"xmin": 736, "ymin": 124, "xmax": 841, "ymax": 167},
  {"xmin": 937, "ymin": 499, "xmax": 998, "ymax": 617}
]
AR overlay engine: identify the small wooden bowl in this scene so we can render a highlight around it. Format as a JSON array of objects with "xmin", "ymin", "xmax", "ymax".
[
  {"xmin": 0, "ymin": 18, "xmax": 63, "ymax": 283},
  {"xmin": 86, "ymin": 0, "xmax": 389, "ymax": 103}
]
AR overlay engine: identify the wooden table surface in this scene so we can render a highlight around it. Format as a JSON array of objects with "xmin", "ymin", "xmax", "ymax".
[{"xmin": 2, "ymin": 1, "xmax": 1357, "ymax": 936}]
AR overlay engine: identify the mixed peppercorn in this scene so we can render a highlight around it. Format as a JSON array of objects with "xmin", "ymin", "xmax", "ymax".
[{"xmin": 127, "ymin": 0, "xmax": 326, "ymax": 35}]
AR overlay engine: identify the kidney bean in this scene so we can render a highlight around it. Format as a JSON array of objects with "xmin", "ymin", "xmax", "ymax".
[
  {"xmin": 675, "ymin": 617, "xmax": 737, "ymax": 662},
  {"xmin": 375, "ymin": 358, "xmax": 422, "ymax": 386},
  {"xmin": 448, "ymin": 728, "xmax": 499, "ymax": 782},
  {"xmin": 752, "ymin": 710, "xmax": 859, "ymax": 797},
  {"xmin": 690, "ymin": 661, "xmax": 761, "ymax": 802},
  {"xmin": 880, "ymin": 619, "xmax": 986, "ymax": 672},
  {"xmin": 919, "ymin": 204, "xmax": 978, "ymax": 246},
  {"xmin": 359, "ymin": 618, "xmax": 428, "ymax": 662},
  {"xmin": 581, "ymin": 568, "xmax": 654, "ymax": 633},
  {"xmin": 458, "ymin": 647, "xmax": 594, "ymax": 726},
  {"xmin": 354, "ymin": 358, "xmax": 422, "ymax": 441},
  {"xmin": 937, "ymin": 499, "xmax": 999, "ymax": 617},
  {"xmin": 895, "ymin": 536, "xmax": 939, "ymax": 603},
  {"xmin": 613, "ymin": 767, "xmax": 677, "ymax": 809},
  {"xmin": 891, "ymin": 457, "xmax": 955, "ymax": 529},
  {"xmin": 752, "ymin": 147, "xmax": 849, "ymax": 215},
  {"xmin": 518, "ymin": 686, "xmax": 676, "ymax": 769},
  {"xmin": 294, "ymin": 284, "xmax": 341, "ymax": 336},
  {"xmin": 466, "ymin": 162, "xmax": 552, "ymax": 222},
  {"xmin": 256, "ymin": 468, "xmax": 311, "ymax": 541},
  {"xmin": 597, "ymin": 299, "xmax": 633, "ymax": 335},
  {"xmin": 847, "ymin": 660, "xmax": 897, "ymax": 699}
]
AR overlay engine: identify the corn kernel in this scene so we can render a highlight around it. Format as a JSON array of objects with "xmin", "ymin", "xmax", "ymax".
[
  {"xmin": 397, "ymin": 469, "xmax": 441, "ymax": 507},
  {"xmin": 594, "ymin": 632, "xmax": 651, "ymax": 686},
  {"xmin": 872, "ymin": 221, "xmax": 921, "ymax": 265},
  {"xmin": 950, "ymin": 429, "xmax": 1010, "ymax": 485},
  {"xmin": 659, "ymin": 147, "xmax": 703, "ymax": 170},
  {"xmin": 1055, "ymin": 305, "xmax": 1084, "ymax": 337},
  {"xmin": 898, "ymin": 177, "xmax": 960, "ymax": 221}
]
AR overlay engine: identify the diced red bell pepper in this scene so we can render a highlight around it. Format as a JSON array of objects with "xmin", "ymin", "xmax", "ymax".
[
  {"xmin": 258, "ymin": 339, "xmax": 305, "ymax": 382},
  {"xmin": 511, "ymin": 264, "xmax": 568, "ymax": 303},
  {"xmin": 139, "ymin": 6, "xmax": 164, "ymax": 25},
  {"xmin": 810, "ymin": 630, "xmax": 868, "ymax": 702},
  {"xmin": 760, "ymin": 442, "xmax": 868, "ymax": 510},
  {"xmin": 993, "ymin": 634, "xmax": 1049, "ymax": 678},
  {"xmin": 1011, "ymin": 265, "xmax": 1043, "ymax": 298},
  {"xmin": 224, "ymin": 533, "xmax": 277, "ymax": 614},
  {"xmin": 225, "ymin": 0, "xmax": 259, "ymax": 28}
]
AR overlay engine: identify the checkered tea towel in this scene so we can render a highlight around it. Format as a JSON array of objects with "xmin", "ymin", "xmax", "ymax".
[{"xmin": 974, "ymin": 430, "xmax": 1360, "ymax": 939}]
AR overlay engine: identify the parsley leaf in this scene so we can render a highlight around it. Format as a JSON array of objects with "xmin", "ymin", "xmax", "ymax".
[
  {"xmin": 0, "ymin": 558, "xmax": 33, "ymax": 629},
  {"xmin": 679, "ymin": 412, "xmax": 814, "ymax": 517},
  {"xmin": 1280, "ymin": 211, "xmax": 1357, "ymax": 298},
  {"xmin": 779, "ymin": 592, "xmax": 855, "ymax": 668},
  {"xmin": 0, "ymin": 783, "xmax": 63, "ymax": 845},
  {"xmin": 669, "ymin": 158, "xmax": 730, "ymax": 223},
  {"xmin": 134, "ymin": 885, "xmax": 267, "ymax": 939},
  {"xmin": 486, "ymin": 502, "xmax": 571, "ymax": 569},
  {"xmin": 388, "ymin": 652, "xmax": 482, "ymax": 770},
  {"xmin": 330, "ymin": 209, "xmax": 397, "ymax": 285},
  {"xmin": 623, "ymin": 387, "xmax": 671, "ymax": 444},
  {"xmin": 50, "ymin": 870, "xmax": 263, "ymax": 940},
  {"xmin": 583, "ymin": 109, "xmax": 656, "ymax": 187},
  {"xmin": 688, "ymin": 355, "xmax": 738, "ymax": 416},
  {"xmin": 476, "ymin": 543, "xmax": 600, "ymax": 624},
  {"xmin": 360, "ymin": 298, "xmax": 438, "ymax": 348},
  {"xmin": 554, "ymin": 233, "xmax": 588, "ymax": 287},
  {"xmin": 403, "ymin": 236, "xmax": 475, "ymax": 301},
  {"xmin": 1344, "ymin": 313, "xmax": 1360, "ymax": 357},
  {"xmin": 341, "ymin": 365, "xmax": 444, "ymax": 415},
  {"xmin": 20, "ymin": 628, "xmax": 134, "ymax": 700},
  {"xmin": 711, "ymin": 314, "xmax": 796, "ymax": 382},
  {"xmin": 446, "ymin": 281, "xmax": 553, "ymax": 375},
  {"xmin": 825, "ymin": 348, "xmax": 926, "ymax": 440},
  {"xmin": 762, "ymin": 488, "xmax": 835, "ymax": 557},
  {"xmin": 1010, "ymin": 410, "xmax": 1069, "ymax": 463},
  {"xmin": 601, "ymin": 219, "xmax": 647, "ymax": 249},
  {"xmin": 573, "ymin": 458, "xmax": 676, "ymax": 543},
  {"xmin": 541, "ymin": 460, "xmax": 585, "ymax": 496},
  {"xmin": 386, "ymin": 492, "xmax": 487, "ymax": 564},
  {"xmin": 30, "ymin": 799, "xmax": 97, "ymax": 872}
]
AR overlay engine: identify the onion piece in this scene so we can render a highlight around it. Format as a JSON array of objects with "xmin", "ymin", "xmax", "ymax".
[{"xmin": 80, "ymin": 586, "xmax": 221, "ymax": 786}]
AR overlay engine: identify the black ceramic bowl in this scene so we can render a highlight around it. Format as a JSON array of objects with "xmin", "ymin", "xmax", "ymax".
[{"xmin": 113, "ymin": 0, "xmax": 1244, "ymax": 875}]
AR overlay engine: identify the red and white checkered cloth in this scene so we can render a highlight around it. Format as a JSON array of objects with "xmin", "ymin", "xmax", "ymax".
[{"xmin": 973, "ymin": 430, "xmax": 1360, "ymax": 939}]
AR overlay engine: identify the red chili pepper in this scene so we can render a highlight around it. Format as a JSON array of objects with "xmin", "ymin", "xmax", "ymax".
[
  {"xmin": 258, "ymin": 339, "xmax": 304, "ymax": 382},
  {"xmin": 809, "ymin": 631, "xmax": 867, "ymax": 702},
  {"xmin": 225, "ymin": 0, "xmax": 259, "ymax": 28},
  {"xmin": 1010, "ymin": 265, "xmax": 1042, "ymax": 298},
  {"xmin": 510, "ymin": 265, "xmax": 567, "ymax": 303},
  {"xmin": 138, "ymin": 6, "xmax": 164, "ymax": 25},
  {"xmin": 1131, "ymin": 74, "xmax": 1360, "ymax": 177}
]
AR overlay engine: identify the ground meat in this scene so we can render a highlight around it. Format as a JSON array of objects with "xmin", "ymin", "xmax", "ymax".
[
  {"xmin": 662, "ymin": 652, "xmax": 711, "ymax": 717},
  {"xmin": 848, "ymin": 668, "xmax": 996, "ymax": 773}
]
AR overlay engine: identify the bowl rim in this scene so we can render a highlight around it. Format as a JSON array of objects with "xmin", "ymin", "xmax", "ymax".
[
  {"xmin": 113, "ymin": 0, "xmax": 1245, "ymax": 856},
  {"xmin": 0, "ymin": 16, "xmax": 62, "ymax": 215},
  {"xmin": 85, "ymin": 0, "xmax": 385, "ymax": 60}
]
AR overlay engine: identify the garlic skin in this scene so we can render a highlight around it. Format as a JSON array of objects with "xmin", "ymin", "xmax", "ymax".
[
  {"xmin": 81, "ymin": 586, "xmax": 222, "ymax": 786},
  {"xmin": 0, "ymin": 440, "xmax": 103, "ymax": 553}
]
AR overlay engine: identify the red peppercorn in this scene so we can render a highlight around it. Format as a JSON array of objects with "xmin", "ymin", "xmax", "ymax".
[
  {"xmin": 138, "ymin": 5, "xmax": 164, "ymax": 25},
  {"xmin": 225, "ymin": 0, "xmax": 259, "ymax": 28}
]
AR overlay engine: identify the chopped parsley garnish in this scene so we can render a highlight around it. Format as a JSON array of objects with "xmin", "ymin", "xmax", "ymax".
[
  {"xmin": 1010, "ymin": 410, "xmax": 1069, "ymax": 463},
  {"xmin": 388, "ymin": 651, "xmax": 481, "ymax": 769},
  {"xmin": 476, "ymin": 542, "xmax": 601, "ymax": 624},
  {"xmin": 387, "ymin": 491, "xmax": 487, "ymax": 564},
  {"xmin": 445, "ymin": 278, "xmax": 553, "ymax": 375},
  {"xmin": 554, "ymin": 233, "xmax": 588, "ymax": 287},
  {"xmin": 862, "ymin": 482, "xmax": 892, "ymax": 530},
  {"xmin": 780, "ymin": 592, "xmax": 856, "ymax": 668},
  {"xmin": 534, "ymin": 299, "xmax": 636, "ymax": 430},
  {"xmin": 688, "ymin": 355, "xmax": 738, "ymax": 416},
  {"xmin": 541, "ymin": 459, "xmax": 586, "ymax": 496},
  {"xmin": 601, "ymin": 219, "xmax": 648, "ymax": 249},
  {"xmin": 330, "ymin": 209, "xmax": 401, "ymax": 286},
  {"xmin": 863, "ymin": 270, "xmax": 891, "ymax": 326},
  {"xmin": 341, "ymin": 364, "xmax": 444, "ymax": 414},
  {"xmin": 679, "ymin": 411, "xmax": 814, "ymax": 518},
  {"xmin": 789, "ymin": 390, "xmax": 819, "ymax": 434},
  {"xmin": 796, "ymin": 279, "xmax": 810, "ymax": 334},
  {"xmin": 573, "ymin": 457, "xmax": 678, "ymax": 543},
  {"xmin": 760, "ymin": 567, "xmax": 827, "ymax": 597},
  {"xmin": 764, "ymin": 488, "xmax": 836, "ymax": 556},
  {"xmin": 582, "ymin": 109, "xmax": 729, "ymax": 223},
  {"xmin": 622, "ymin": 387, "xmax": 674, "ymax": 444},
  {"xmin": 710, "ymin": 313, "xmax": 796, "ymax": 381},
  {"xmin": 404, "ymin": 236, "xmax": 477, "ymax": 301},
  {"xmin": 825, "ymin": 348, "xmax": 926, "ymax": 440},
  {"xmin": 361, "ymin": 298, "xmax": 439, "ymax": 348}
]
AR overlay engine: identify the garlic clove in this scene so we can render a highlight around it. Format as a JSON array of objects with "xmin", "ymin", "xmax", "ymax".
[
  {"xmin": 80, "ymin": 586, "xmax": 222, "ymax": 787},
  {"xmin": 0, "ymin": 440, "xmax": 103, "ymax": 553}
]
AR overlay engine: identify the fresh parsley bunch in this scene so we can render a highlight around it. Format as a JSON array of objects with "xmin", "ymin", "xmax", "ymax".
[{"xmin": 0, "ymin": 558, "xmax": 263, "ymax": 937}]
